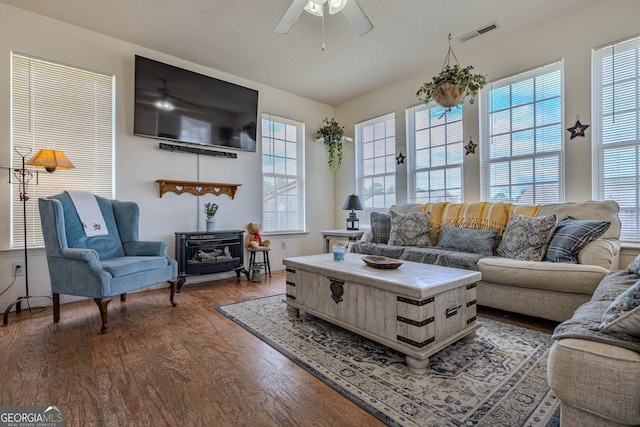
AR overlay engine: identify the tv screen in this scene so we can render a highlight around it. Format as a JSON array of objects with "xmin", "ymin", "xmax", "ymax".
[{"xmin": 134, "ymin": 55, "xmax": 258, "ymax": 152}]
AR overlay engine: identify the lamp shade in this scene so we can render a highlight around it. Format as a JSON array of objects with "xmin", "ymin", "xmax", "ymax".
[
  {"xmin": 26, "ymin": 149, "xmax": 75, "ymax": 173},
  {"xmin": 342, "ymin": 194, "xmax": 363, "ymax": 211}
]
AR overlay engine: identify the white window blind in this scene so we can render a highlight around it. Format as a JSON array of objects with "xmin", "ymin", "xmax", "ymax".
[
  {"xmin": 479, "ymin": 61, "xmax": 564, "ymax": 205},
  {"xmin": 261, "ymin": 113, "xmax": 305, "ymax": 233},
  {"xmin": 407, "ymin": 103, "xmax": 463, "ymax": 203},
  {"xmin": 11, "ymin": 53, "xmax": 114, "ymax": 248},
  {"xmin": 592, "ymin": 35, "xmax": 640, "ymax": 241},
  {"xmin": 356, "ymin": 113, "xmax": 396, "ymax": 226}
]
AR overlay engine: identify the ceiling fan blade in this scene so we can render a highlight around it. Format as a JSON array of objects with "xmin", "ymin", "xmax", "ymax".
[
  {"xmin": 342, "ymin": 0, "xmax": 373, "ymax": 36},
  {"xmin": 274, "ymin": 0, "xmax": 308, "ymax": 34}
]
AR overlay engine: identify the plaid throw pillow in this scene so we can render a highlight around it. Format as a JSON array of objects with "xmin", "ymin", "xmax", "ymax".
[
  {"xmin": 545, "ymin": 216, "xmax": 611, "ymax": 263},
  {"xmin": 369, "ymin": 212, "xmax": 391, "ymax": 244}
]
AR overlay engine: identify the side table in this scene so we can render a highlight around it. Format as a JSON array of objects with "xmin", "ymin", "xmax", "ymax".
[{"xmin": 320, "ymin": 229, "xmax": 365, "ymax": 253}]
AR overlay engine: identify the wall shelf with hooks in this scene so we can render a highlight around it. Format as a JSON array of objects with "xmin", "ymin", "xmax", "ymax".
[{"xmin": 156, "ymin": 179, "xmax": 241, "ymax": 199}]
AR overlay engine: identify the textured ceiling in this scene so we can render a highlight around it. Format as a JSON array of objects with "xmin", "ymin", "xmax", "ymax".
[{"xmin": 1, "ymin": 0, "xmax": 599, "ymax": 105}]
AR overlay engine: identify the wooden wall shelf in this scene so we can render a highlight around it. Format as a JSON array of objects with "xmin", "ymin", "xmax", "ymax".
[{"xmin": 156, "ymin": 179, "xmax": 241, "ymax": 199}]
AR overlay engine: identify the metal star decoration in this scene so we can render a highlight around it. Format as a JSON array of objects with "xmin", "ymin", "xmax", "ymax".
[
  {"xmin": 396, "ymin": 152, "xmax": 405, "ymax": 165},
  {"xmin": 464, "ymin": 139, "xmax": 477, "ymax": 155},
  {"xmin": 567, "ymin": 120, "xmax": 589, "ymax": 139}
]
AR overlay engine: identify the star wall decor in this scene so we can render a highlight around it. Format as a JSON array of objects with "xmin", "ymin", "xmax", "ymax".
[
  {"xmin": 464, "ymin": 139, "xmax": 477, "ymax": 155},
  {"xmin": 567, "ymin": 119, "xmax": 590, "ymax": 139},
  {"xmin": 396, "ymin": 152, "xmax": 405, "ymax": 165}
]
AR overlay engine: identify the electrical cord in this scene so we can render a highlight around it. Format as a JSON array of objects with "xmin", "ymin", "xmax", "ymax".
[
  {"xmin": 0, "ymin": 266, "xmax": 19, "ymax": 297},
  {"xmin": 0, "ymin": 265, "xmax": 47, "ymax": 316}
]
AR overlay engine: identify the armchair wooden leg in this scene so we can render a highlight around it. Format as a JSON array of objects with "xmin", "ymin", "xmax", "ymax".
[
  {"xmin": 168, "ymin": 279, "xmax": 178, "ymax": 306},
  {"xmin": 120, "ymin": 293, "xmax": 127, "ymax": 302},
  {"xmin": 53, "ymin": 293, "xmax": 60, "ymax": 323},
  {"xmin": 94, "ymin": 297, "xmax": 113, "ymax": 334}
]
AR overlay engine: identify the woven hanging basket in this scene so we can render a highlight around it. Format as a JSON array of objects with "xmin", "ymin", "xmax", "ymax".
[{"xmin": 432, "ymin": 82, "xmax": 468, "ymax": 108}]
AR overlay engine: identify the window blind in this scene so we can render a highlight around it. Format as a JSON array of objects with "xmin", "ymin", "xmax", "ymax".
[
  {"xmin": 592, "ymin": 35, "xmax": 640, "ymax": 241},
  {"xmin": 356, "ymin": 113, "xmax": 396, "ymax": 226},
  {"xmin": 479, "ymin": 61, "xmax": 564, "ymax": 205},
  {"xmin": 261, "ymin": 113, "xmax": 305, "ymax": 233},
  {"xmin": 11, "ymin": 52, "xmax": 114, "ymax": 248},
  {"xmin": 407, "ymin": 103, "xmax": 463, "ymax": 203}
]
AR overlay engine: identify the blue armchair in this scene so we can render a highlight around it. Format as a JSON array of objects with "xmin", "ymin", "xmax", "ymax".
[{"xmin": 39, "ymin": 192, "xmax": 178, "ymax": 333}]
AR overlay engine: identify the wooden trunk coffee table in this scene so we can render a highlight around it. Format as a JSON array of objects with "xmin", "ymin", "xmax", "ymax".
[{"xmin": 283, "ymin": 253, "xmax": 481, "ymax": 374}]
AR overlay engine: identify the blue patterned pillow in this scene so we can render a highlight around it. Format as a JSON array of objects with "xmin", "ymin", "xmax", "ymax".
[
  {"xmin": 600, "ymin": 280, "xmax": 640, "ymax": 338},
  {"xmin": 497, "ymin": 213, "xmax": 557, "ymax": 261},
  {"xmin": 545, "ymin": 216, "xmax": 611, "ymax": 263},
  {"xmin": 388, "ymin": 211, "xmax": 431, "ymax": 247},
  {"xmin": 437, "ymin": 224, "xmax": 497, "ymax": 256},
  {"xmin": 626, "ymin": 255, "xmax": 640, "ymax": 276},
  {"xmin": 369, "ymin": 212, "xmax": 391, "ymax": 244}
]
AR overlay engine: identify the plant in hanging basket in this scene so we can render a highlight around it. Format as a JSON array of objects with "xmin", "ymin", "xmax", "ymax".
[
  {"xmin": 416, "ymin": 64, "xmax": 486, "ymax": 108},
  {"xmin": 316, "ymin": 117, "xmax": 353, "ymax": 170}
]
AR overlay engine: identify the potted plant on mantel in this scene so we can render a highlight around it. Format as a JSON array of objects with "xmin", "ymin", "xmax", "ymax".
[
  {"xmin": 416, "ymin": 34, "xmax": 487, "ymax": 110},
  {"xmin": 315, "ymin": 117, "xmax": 353, "ymax": 171}
]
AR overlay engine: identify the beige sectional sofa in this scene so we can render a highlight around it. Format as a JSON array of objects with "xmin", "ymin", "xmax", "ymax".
[{"xmin": 350, "ymin": 200, "xmax": 621, "ymax": 322}]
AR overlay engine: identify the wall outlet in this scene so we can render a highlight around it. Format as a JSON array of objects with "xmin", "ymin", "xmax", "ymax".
[
  {"xmin": 281, "ymin": 241, "xmax": 287, "ymax": 250},
  {"xmin": 12, "ymin": 262, "xmax": 24, "ymax": 276}
]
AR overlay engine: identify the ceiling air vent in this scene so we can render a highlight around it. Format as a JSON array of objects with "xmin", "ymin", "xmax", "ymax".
[{"xmin": 458, "ymin": 22, "xmax": 499, "ymax": 43}]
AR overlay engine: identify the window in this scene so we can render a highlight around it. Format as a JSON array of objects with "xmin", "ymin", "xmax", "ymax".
[
  {"xmin": 479, "ymin": 61, "xmax": 564, "ymax": 205},
  {"xmin": 11, "ymin": 53, "xmax": 114, "ymax": 248},
  {"xmin": 356, "ymin": 113, "xmax": 396, "ymax": 225},
  {"xmin": 593, "ymin": 35, "xmax": 640, "ymax": 241},
  {"xmin": 407, "ymin": 103, "xmax": 463, "ymax": 203},
  {"xmin": 261, "ymin": 113, "xmax": 305, "ymax": 233}
]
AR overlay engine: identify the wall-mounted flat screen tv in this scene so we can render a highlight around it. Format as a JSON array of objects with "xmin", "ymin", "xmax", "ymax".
[{"xmin": 134, "ymin": 55, "xmax": 258, "ymax": 152}]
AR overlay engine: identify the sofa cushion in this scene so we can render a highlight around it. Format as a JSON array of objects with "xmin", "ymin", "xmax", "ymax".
[
  {"xmin": 436, "ymin": 224, "xmax": 497, "ymax": 256},
  {"xmin": 600, "ymin": 280, "xmax": 640, "ymax": 337},
  {"xmin": 497, "ymin": 213, "xmax": 557, "ymax": 261},
  {"xmin": 369, "ymin": 212, "xmax": 391, "ymax": 244},
  {"xmin": 400, "ymin": 247, "xmax": 484, "ymax": 271},
  {"xmin": 545, "ymin": 216, "xmax": 611, "ymax": 263},
  {"xmin": 477, "ymin": 256, "xmax": 608, "ymax": 294},
  {"xmin": 388, "ymin": 211, "xmax": 431, "ymax": 247}
]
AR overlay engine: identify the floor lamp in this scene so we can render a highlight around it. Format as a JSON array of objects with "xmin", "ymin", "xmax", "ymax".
[{"xmin": 2, "ymin": 146, "xmax": 74, "ymax": 326}]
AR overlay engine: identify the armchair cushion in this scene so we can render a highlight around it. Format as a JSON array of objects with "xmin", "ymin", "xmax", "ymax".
[{"xmin": 101, "ymin": 256, "xmax": 170, "ymax": 278}]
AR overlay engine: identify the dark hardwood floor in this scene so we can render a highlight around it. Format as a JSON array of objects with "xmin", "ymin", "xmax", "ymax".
[{"xmin": 0, "ymin": 271, "xmax": 557, "ymax": 426}]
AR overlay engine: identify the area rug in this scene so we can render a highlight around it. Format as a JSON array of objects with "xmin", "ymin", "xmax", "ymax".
[{"xmin": 217, "ymin": 295, "xmax": 560, "ymax": 427}]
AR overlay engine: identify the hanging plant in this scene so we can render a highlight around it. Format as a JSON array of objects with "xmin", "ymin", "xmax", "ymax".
[
  {"xmin": 315, "ymin": 117, "xmax": 352, "ymax": 170},
  {"xmin": 416, "ymin": 34, "xmax": 487, "ymax": 109}
]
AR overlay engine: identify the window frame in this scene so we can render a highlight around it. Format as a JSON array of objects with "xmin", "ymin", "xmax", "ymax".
[
  {"xmin": 10, "ymin": 52, "xmax": 114, "ymax": 248},
  {"xmin": 260, "ymin": 113, "xmax": 306, "ymax": 234},
  {"xmin": 406, "ymin": 102, "xmax": 464, "ymax": 203},
  {"xmin": 592, "ymin": 35, "xmax": 640, "ymax": 242},
  {"xmin": 355, "ymin": 112, "xmax": 396, "ymax": 226}
]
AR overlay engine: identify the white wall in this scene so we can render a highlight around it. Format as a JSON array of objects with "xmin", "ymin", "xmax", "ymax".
[
  {"xmin": 0, "ymin": 3, "xmax": 336, "ymax": 311},
  {"xmin": 334, "ymin": 0, "xmax": 640, "ymax": 265}
]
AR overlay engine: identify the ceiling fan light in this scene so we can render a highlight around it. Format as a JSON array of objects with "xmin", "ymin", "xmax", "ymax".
[
  {"xmin": 155, "ymin": 99, "xmax": 175, "ymax": 111},
  {"xmin": 328, "ymin": 0, "xmax": 348, "ymax": 14},
  {"xmin": 304, "ymin": 1, "xmax": 324, "ymax": 16},
  {"xmin": 310, "ymin": 0, "xmax": 327, "ymax": 4}
]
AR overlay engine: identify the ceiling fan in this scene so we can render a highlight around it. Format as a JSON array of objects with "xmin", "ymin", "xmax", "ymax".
[{"xmin": 275, "ymin": 0, "xmax": 373, "ymax": 37}]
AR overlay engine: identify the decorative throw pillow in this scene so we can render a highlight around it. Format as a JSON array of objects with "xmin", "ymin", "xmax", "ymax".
[
  {"xmin": 497, "ymin": 213, "xmax": 557, "ymax": 261},
  {"xmin": 369, "ymin": 212, "xmax": 391, "ymax": 244},
  {"xmin": 388, "ymin": 211, "xmax": 431, "ymax": 247},
  {"xmin": 600, "ymin": 280, "xmax": 640, "ymax": 338},
  {"xmin": 627, "ymin": 255, "xmax": 640, "ymax": 276},
  {"xmin": 437, "ymin": 224, "xmax": 498, "ymax": 256},
  {"xmin": 545, "ymin": 216, "xmax": 611, "ymax": 263}
]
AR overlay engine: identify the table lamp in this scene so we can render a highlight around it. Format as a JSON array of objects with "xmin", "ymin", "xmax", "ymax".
[{"xmin": 343, "ymin": 194, "xmax": 363, "ymax": 230}]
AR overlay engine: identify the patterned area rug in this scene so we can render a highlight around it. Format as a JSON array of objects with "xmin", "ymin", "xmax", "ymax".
[{"xmin": 217, "ymin": 295, "xmax": 560, "ymax": 427}]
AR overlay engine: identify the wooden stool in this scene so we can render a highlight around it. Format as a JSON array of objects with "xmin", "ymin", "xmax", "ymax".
[{"xmin": 248, "ymin": 246, "xmax": 271, "ymax": 277}]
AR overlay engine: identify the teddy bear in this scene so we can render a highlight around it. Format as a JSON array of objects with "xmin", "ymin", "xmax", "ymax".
[{"xmin": 245, "ymin": 222, "xmax": 270, "ymax": 249}]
